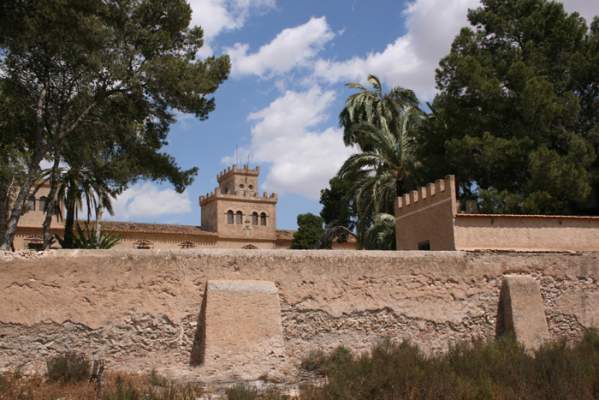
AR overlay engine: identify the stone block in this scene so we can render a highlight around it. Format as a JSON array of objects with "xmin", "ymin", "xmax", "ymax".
[
  {"xmin": 202, "ymin": 280, "xmax": 286, "ymax": 379},
  {"xmin": 497, "ymin": 275, "xmax": 550, "ymax": 351}
]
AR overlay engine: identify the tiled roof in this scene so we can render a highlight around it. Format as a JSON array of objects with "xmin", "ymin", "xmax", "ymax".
[{"xmin": 101, "ymin": 221, "xmax": 218, "ymax": 237}]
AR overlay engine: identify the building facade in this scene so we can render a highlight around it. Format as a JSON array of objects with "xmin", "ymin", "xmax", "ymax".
[{"xmin": 13, "ymin": 165, "xmax": 357, "ymax": 250}]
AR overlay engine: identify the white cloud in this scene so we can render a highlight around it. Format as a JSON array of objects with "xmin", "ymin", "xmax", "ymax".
[
  {"xmin": 312, "ymin": 0, "xmax": 598, "ymax": 100},
  {"xmin": 110, "ymin": 183, "xmax": 192, "ymax": 220},
  {"xmin": 313, "ymin": 0, "xmax": 479, "ymax": 100},
  {"xmin": 224, "ymin": 87, "xmax": 354, "ymax": 199},
  {"xmin": 188, "ymin": 0, "xmax": 277, "ymax": 55},
  {"xmin": 226, "ymin": 17, "xmax": 335, "ymax": 77}
]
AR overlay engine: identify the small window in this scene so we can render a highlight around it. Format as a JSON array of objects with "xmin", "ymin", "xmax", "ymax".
[
  {"xmin": 179, "ymin": 241, "xmax": 195, "ymax": 249},
  {"xmin": 236, "ymin": 211, "xmax": 243, "ymax": 224},
  {"xmin": 248, "ymin": 185, "xmax": 254, "ymax": 190},
  {"xmin": 26, "ymin": 196, "xmax": 36, "ymax": 212},
  {"xmin": 134, "ymin": 240, "xmax": 153, "ymax": 249},
  {"xmin": 27, "ymin": 242, "xmax": 44, "ymax": 251},
  {"xmin": 38, "ymin": 196, "xmax": 48, "ymax": 212},
  {"xmin": 252, "ymin": 212, "xmax": 258, "ymax": 225},
  {"xmin": 239, "ymin": 184, "xmax": 245, "ymax": 189},
  {"xmin": 260, "ymin": 212, "xmax": 267, "ymax": 226},
  {"xmin": 418, "ymin": 240, "xmax": 431, "ymax": 251},
  {"xmin": 227, "ymin": 210, "xmax": 234, "ymax": 224}
]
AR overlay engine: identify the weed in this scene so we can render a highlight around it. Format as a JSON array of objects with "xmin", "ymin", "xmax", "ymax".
[{"xmin": 46, "ymin": 352, "xmax": 91, "ymax": 383}]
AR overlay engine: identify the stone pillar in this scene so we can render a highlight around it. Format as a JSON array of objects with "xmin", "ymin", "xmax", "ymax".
[
  {"xmin": 497, "ymin": 275, "xmax": 550, "ymax": 351},
  {"xmin": 202, "ymin": 280, "xmax": 286, "ymax": 379}
]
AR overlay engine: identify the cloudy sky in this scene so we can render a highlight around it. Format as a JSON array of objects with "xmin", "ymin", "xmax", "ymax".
[{"xmin": 109, "ymin": 0, "xmax": 599, "ymax": 228}]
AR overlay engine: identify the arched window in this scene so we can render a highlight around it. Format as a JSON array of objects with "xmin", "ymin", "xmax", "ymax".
[
  {"xmin": 26, "ymin": 196, "xmax": 36, "ymax": 212},
  {"xmin": 239, "ymin": 184, "xmax": 245, "ymax": 189},
  {"xmin": 248, "ymin": 184, "xmax": 254, "ymax": 190},
  {"xmin": 38, "ymin": 196, "xmax": 48, "ymax": 212},
  {"xmin": 236, "ymin": 211, "xmax": 243, "ymax": 224},
  {"xmin": 252, "ymin": 212, "xmax": 259, "ymax": 225},
  {"xmin": 260, "ymin": 212, "xmax": 267, "ymax": 226},
  {"xmin": 227, "ymin": 210, "xmax": 234, "ymax": 224}
]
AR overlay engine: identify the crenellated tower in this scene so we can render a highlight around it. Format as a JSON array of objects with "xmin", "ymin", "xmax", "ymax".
[{"xmin": 200, "ymin": 164, "xmax": 278, "ymax": 246}]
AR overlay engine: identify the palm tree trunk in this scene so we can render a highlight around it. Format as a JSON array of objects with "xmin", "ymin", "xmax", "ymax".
[
  {"xmin": 62, "ymin": 192, "xmax": 77, "ymax": 249},
  {"xmin": 95, "ymin": 206, "xmax": 102, "ymax": 249}
]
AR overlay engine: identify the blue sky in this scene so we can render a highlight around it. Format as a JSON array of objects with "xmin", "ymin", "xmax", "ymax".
[{"xmin": 108, "ymin": 0, "xmax": 599, "ymax": 229}]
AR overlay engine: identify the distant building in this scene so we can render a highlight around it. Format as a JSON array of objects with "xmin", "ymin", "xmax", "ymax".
[
  {"xmin": 395, "ymin": 175, "xmax": 599, "ymax": 252},
  {"xmin": 14, "ymin": 165, "xmax": 357, "ymax": 250}
]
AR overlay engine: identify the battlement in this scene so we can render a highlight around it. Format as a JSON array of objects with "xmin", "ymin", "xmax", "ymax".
[
  {"xmin": 217, "ymin": 164, "xmax": 260, "ymax": 183},
  {"xmin": 396, "ymin": 175, "xmax": 457, "ymax": 214},
  {"xmin": 200, "ymin": 188, "xmax": 277, "ymax": 205}
]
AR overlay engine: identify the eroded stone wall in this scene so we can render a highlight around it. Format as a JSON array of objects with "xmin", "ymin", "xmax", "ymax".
[{"xmin": 0, "ymin": 249, "xmax": 598, "ymax": 382}]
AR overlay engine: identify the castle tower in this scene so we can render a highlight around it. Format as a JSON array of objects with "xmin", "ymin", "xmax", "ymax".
[{"xmin": 199, "ymin": 165, "xmax": 278, "ymax": 247}]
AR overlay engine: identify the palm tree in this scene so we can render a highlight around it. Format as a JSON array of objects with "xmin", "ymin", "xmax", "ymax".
[
  {"xmin": 363, "ymin": 213, "xmax": 396, "ymax": 250},
  {"xmin": 336, "ymin": 76, "xmax": 425, "ymax": 247},
  {"xmin": 338, "ymin": 122, "xmax": 420, "ymax": 241},
  {"xmin": 53, "ymin": 166, "xmax": 116, "ymax": 249},
  {"xmin": 340, "ymin": 75, "xmax": 422, "ymax": 150}
]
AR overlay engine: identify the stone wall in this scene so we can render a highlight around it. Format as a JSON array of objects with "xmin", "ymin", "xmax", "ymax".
[{"xmin": 0, "ymin": 249, "xmax": 598, "ymax": 382}]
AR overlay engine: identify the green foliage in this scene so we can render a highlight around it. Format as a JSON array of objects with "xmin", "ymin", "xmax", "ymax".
[
  {"xmin": 67, "ymin": 224, "xmax": 121, "ymax": 249},
  {"xmin": 362, "ymin": 213, "xmax": 396, "ymax": 250},
  {"xmin": 319, "ymin": 176, "xmax": 357, "ymax": 238},
  {"xmin": 225, "ymin": 385, "xmax": 283, "ymax": 400},
  {"xmin": 299, "ymin": 331, "xmax": 599, "ymax": 400},
  {"xmin": 421, "ymin": 0, "xmax": 599, "ymax": 214},
  {"xmin": 46, "ymin": 352, "xmax": 90, "ymax": 384},
  {"xmin": 291, "ymin": 213, "xmax": 325, "ymax": 250},
  {"xmin": 340, "ymin": 75, "xmax": 424, "ymax": 151},
  {"xmin": 326, "ymin": 75, "xmax": 424, "ymax": 248},
  {"xmin": 337, "ymin": 122, "xmax": 419, "ymax": 243},
  {"xmin": 0, "ymin": 0, "xmax": 230, "ymax": 249}
]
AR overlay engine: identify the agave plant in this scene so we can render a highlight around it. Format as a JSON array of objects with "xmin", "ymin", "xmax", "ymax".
[{"xmin": 71, "ymin": 224, "xmax": 120, "ymax": 249}]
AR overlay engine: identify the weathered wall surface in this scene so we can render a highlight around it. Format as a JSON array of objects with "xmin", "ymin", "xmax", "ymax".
[
  {"xmin": 454, "ymin": 214, "xmax": 599, "ymax": 252},
  {"xmin": 1, "ymin": 250, "xmax": 598, "ymax": 382}
]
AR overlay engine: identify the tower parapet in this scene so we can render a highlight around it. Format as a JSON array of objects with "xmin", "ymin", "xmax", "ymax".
[
  {"xmin": 199, "ymin": 188, "xmax": 277, "ymax": 206},
  {"xmin": 217, "ymin": 164, "xmax": 260, "ymax": 183},
  {"xmin": 395, "ymin": 175, "xmax": 456, "ymax": 213}
]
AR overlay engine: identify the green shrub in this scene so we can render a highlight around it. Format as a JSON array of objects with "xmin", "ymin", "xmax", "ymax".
[
  {"xmin": 298, "ymin": 331, "xmax": 599, "ymax": 400},
  {"xmin": 46, "ymin": 352, "xmax": 91, "ymax": 383}
]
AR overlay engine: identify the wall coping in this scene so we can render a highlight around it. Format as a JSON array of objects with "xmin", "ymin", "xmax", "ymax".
[
  {"xmin": 458, "ymin": 213, "xmax": 599, "ymax": 221},
  {"xmin": 2, "ymin": 248, "xmax": 596, "ymax": 264}
]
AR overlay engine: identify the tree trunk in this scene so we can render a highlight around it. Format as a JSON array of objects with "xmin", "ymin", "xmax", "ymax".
[
  {"xmin": 42, "ymin": 159, "xmax": 61, "ymax": 249},
  {"xmin": 0, "ymin": 171, "xmax": 37, "ymax": 250},
  {"xmin": 1, "ymin": 88, "xmax": 47, "ymax": 251},
  {"xmin": 0, "ymin": 177, "xmax": 14, "ymax": 244},
  {"xmin": 95, "ymin": 207, "xmax": 103, "ymax": 248},
  {"xmin": 62, "ymin": 191, "xmax": 76, "ymax": 249}
]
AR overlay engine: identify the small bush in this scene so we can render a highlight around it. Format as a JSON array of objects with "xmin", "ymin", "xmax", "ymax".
[
  {"xmin": 225, "ymin": 385, "xmax": 284, "ymax": 400},
  {"xmin": 298, "ymin": 331, "xmax": 599, "ymax": 400},
  {"xmin": 226, "ymin": 385, "xmax": 259, "ymax": 400},
  {"xmin": 46, "ymin": 352, "xmax": 91, "ymax": 383}
]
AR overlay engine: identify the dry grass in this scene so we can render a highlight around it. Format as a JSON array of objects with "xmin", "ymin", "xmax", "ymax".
[
  {"xmin": 2, "ymin": 332, "xmax": 599, "ymax": 400},
  {"xmin": 0, "ymin": 372, "xmax": 202, "ymax": 400}
]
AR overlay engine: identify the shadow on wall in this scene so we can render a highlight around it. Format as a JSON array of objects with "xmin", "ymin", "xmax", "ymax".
[{"xmin": 189, "ymin": 284, "xmax": 207, "ymax": 366}]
